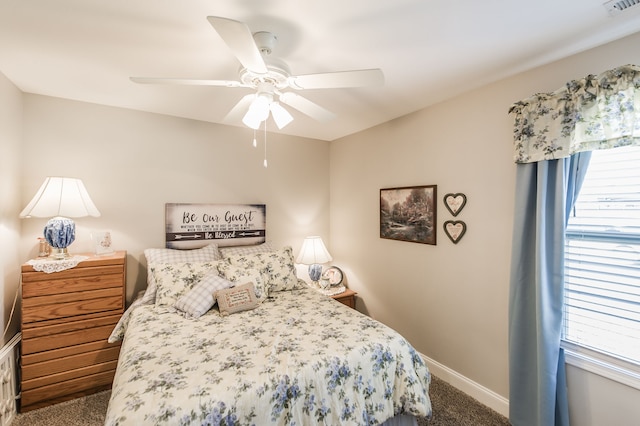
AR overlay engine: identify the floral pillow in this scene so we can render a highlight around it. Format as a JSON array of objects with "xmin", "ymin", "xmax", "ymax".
[
  {"xmin": 225, "ymin": 246, "xmax": 303, "ymax": 292},
  {"xmin": 217, "ymin": 262, "xmax": 269, "ymax": 301},
  {"xmin": 174, "ymin": 272, "xmax": 234, "ymax": 318},
  {"xmin": 150, "ymin": 261, "xmax": 220, "ymax": 308},
  {"xmin": 142, "ymin": 243, "xmax": 221, "ymax": 304},
  {"xmin": 219, "ymin": 242, "xmax": 275, "ymax": 259}
]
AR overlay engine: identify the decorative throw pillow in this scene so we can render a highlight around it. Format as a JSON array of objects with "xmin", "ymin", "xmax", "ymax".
[
  {"xmin": 217, "ymin": 262, "xmax": 269, "ymax": 301},
  {"xmin": 174, "ymin": 272, "xmax": 234, "ymax": 318},
  {"xmin": 151, "ymin": 261, "xmax": 220, "ymax": 307},
  {"xmin": 215, "ymin": 282, "xmax": 259, "ymax": 316},
  {"xmin": 225, "ymin": 246, "xmax": 303, "ymax": 292},
  {"xmin": 142, "ymin": 243, "xmax": 221, "ymax": 304},
  {"xmin": 219, "ymin": 242, "xmax": 275, "ymax": 259}
]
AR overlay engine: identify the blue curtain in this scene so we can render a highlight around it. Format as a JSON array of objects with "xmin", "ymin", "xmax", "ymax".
[{"xmin": 508, "ymin": 152, "xmax": 591, "ymax": 426}]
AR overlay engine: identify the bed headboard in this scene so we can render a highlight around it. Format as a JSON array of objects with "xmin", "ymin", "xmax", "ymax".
[{"xmin": 165, "ymin": 203, "xmax": 266, "ymax": 249}]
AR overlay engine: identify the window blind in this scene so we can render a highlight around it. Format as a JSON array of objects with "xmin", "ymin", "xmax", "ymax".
[{"xmin": 564, "ymin": 145, "xmax": 640, "ymax": 365}]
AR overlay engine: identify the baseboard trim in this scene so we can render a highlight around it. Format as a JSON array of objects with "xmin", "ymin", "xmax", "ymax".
[{"xmin": 420, "ymin": 353, "xmax": 510, "ymax": 418}]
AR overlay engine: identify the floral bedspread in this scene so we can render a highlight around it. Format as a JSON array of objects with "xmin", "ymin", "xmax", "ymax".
[{"xmin": 105, "ymin": 287, "xmax": 431, "ymax": 425}]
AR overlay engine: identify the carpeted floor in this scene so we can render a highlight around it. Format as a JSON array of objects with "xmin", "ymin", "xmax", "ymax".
[{"xmin": 12, "ymin": 375, "xmax": 510, "ymax": 425}]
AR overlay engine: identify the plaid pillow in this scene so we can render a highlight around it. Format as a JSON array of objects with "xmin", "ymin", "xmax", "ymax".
[{"xmin": 174, "ymin": 272, "xmax": 234, "ymax": 318}]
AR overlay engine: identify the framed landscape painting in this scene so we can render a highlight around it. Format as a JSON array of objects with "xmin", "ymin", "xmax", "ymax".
[{"xmin": 380, "ymin": 185, "xmax": 437, "ymax": 245}]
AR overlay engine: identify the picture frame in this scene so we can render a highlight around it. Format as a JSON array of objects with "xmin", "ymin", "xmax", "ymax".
[
  {"xmin": 321, "ymin": 266, "xmax": 344, "ymax": 287},
  {"xmin": 380, "ymin": 185, "xmax": 437, "ymax": 245},
  {"xmin": 443, "ymin": 220, "xmax": 467, "ymax": 244},
  {"xmin": 92, "ymin": 231, "xmax": 114, "ymax": 255}
]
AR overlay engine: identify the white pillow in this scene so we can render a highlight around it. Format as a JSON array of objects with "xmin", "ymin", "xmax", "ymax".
[
  {"xmin": 174, "ymin": 272, "xmax": 234, "ymax": 318},
  {"xmin": 151, "ymin": 261, "xmax": 220, "ymax": 307},
  {"xmin": 142, "ymin": 243, "xmax": 221, "ymax": 304}
]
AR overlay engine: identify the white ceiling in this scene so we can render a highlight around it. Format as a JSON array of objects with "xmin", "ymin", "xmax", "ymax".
[{"xmin": 2, "ymin": 0, "xmax": 640, "ymax": 141}]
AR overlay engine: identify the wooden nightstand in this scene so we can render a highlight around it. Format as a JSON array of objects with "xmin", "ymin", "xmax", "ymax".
[
  {"xmin": 331, "ymin": 288, "xmax": 357, "ymax": 309},
  {"xmin": 20, "ymin": 251, "xmax": 126, "ymax": 411}
]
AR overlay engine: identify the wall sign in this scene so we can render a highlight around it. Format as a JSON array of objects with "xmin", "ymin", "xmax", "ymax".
[{"xmin": 165, "ymin": 203, "xmax": 266, "ymax": 249}]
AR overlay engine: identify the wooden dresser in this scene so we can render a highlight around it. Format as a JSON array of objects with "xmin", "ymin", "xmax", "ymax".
[{"xmin": 20, "ymin": 251, "xmax": 126, "ymax": 412}]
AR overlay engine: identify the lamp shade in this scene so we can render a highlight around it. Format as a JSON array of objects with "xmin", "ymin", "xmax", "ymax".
[
  {"xmin": 296, "ymin": 236, "xmax": 332, "ymax": 265},
  {"xmin": 20, "ymin": 177, "xmax": 101, "ymax": 218}
]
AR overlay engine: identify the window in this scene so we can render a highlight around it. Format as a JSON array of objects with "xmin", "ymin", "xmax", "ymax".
[{"xmin": 563, "ymin": 145, "xmax": 640, "ymax": 379}]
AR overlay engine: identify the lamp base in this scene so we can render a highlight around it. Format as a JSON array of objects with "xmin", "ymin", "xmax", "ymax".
[
  {"xmin": 48, "ymin": 247, "xmax": 70, "ymax": 259},
  {"xmin": 43, "ymin": 216, "xmax": 76, "ymax": 260}
]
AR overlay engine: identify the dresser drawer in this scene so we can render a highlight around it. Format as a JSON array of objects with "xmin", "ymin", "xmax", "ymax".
[
  {"xmin": 21, "ymin": 318, "xmax": 119, "ymax": 355},
  {"xmin": 22, "ymin": 339, "xmax": 120, "ymax": 365},
  {"xmin": 22, "ymin": 345, "xmax": 121, "ymax": 381},
  {"xmin": 21, "ymin": 369, "xmax": 116, "ymax": 409},
  {"xmin": 22, "ymin": 266, "xmax": 124, "ymax": 298},
  {"xmin": 22, "ymin": 288, "xmax": 123, "ymax": 324}
]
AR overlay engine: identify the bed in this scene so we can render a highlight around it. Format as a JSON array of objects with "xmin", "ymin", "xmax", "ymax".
[{"xmin": 104, "ymin": 243, "xmax": 431, "ymax": 425}]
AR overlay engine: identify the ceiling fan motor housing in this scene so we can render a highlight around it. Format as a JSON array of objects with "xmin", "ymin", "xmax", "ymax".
[{"xmin": 239, "ymin": 31, "xmax": 291, "ymax": 90}]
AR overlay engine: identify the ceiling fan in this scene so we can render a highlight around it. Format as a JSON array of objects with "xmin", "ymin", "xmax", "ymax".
[{"xmin": 131, "ymin": 16, "xmax": 384, "ymax": 130}]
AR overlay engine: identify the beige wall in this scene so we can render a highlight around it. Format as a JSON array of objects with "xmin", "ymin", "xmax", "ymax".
[
  {"xmin": 19, "ymin": 95, "xmax": 331, "ymax": 301},
  {"xmin": 330, "ymin": 31, "xmax": 640, "ymax": 424},
  {"xmin": 0, "ymin": 71, "xmax": 23, "ymax": 346}
]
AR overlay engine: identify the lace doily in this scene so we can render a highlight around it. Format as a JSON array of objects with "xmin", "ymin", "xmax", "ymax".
[
  {"xmin": 26, "ymin": 255, "xmax": 89, "ymax": 273},
  {"xmin": 318, "ymin": 285, "xmax": 347, "ymax": 296}
]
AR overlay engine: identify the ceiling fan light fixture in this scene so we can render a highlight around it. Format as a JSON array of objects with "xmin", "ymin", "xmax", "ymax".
[
  {"xmin": 270, "ymin": 102, "xmax": 293, "ymax": 129},
  {"xmin": 242, "ymin": 93, "xmax": 271, "ymax": 129}
]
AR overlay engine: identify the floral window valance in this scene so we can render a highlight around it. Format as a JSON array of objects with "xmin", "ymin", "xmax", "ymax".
[{"xmin": 509, "ymin": 64, "xmax": 640, "ymax": 163}]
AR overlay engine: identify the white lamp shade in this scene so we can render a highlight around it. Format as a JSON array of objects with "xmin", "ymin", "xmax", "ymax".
[
  {"xmin": 296, "ymin": 236, "xmax": 333, "ymax": 265},
  {"xmin": 20, "ymin": 177, "xmax": 101, "ymax": 218},
  {"xmin": 270, "ymin": 102, "xmax": 293, "ymax": 129}
]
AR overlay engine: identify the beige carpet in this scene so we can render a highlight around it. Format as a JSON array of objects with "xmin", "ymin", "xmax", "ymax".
[{"xmin": 13, "ymin": 375, "xmax": 510, "ymax": 425}]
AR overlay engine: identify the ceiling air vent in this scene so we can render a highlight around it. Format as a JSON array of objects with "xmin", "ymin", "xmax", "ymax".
[{"xmin": 603, "ymin": 0, "xmax": 640, "ymax": 15}]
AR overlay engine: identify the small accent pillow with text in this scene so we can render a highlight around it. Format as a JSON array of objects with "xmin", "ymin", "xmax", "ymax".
[
  {"xmin": 151, "ymin": 261, "xmax": 220, "ymax": 308},
  {"xmin": 174, "ymin": 272, "xmax": 234, "ymax": 318},
  {"xmin": 215, "ymin": 282, "xmax": 259, "ymax": 316}
]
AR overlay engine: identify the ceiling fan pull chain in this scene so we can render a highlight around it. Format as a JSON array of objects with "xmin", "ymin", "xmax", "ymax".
[
  {"xmin": 252, "ymin": 128, "xmax": 257, "ymax": 147},
  {"xmin": 263, "ymin": 122, "xmax": 268, "ymax": 168}
]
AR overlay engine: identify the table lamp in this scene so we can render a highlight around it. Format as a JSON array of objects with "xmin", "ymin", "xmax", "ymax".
[
  {"xmin": 296, "ymin": 236, "xmax": 332, "ymax": 286},
  {"xmin": 20, "ymin": 177, "xmax": 101, "ymax": 259}
]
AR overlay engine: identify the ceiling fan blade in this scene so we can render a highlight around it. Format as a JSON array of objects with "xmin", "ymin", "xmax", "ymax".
[
  {"xmin": 130, "ymin": 77, "xmax": 246, "ymax": 87},
  {"xmin": 279, "ymin": 92, "xmax": 336, "ymax": 122},
  {"xmin": 207, "ymin": 16, "xmax": 268, "ymax": 74},
  {"xmin": 288, "ymin": 69, "xmax": 384, "ymax": 90},
  {"xmin": 270, "ymin": 102, "xmax": 294, "ymax": 129},
  {"xmin": 223, "ymin": 94, "xmax": 255, "ymax": 123}
]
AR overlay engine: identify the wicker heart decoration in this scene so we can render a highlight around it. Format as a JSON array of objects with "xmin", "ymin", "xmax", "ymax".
[
  {"xmin": 443, "ymin": 193, "xmax": 467, "ymax": 217},
  {"xmin": 444, "ymin": 220, "xmax": 466, "ymax": 244}
]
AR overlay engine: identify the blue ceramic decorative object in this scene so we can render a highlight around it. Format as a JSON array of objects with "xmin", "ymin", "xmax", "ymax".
[
  {"xmin": 43, "ymin": 217, "xmax": 76, "ymax": 249},
  {"xmin": 308, "ymin": 263, "xmax": 322, "ymax": 282}
]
